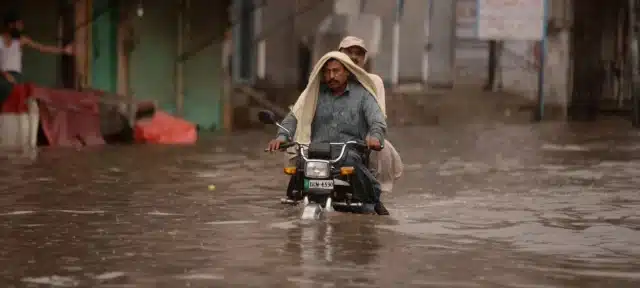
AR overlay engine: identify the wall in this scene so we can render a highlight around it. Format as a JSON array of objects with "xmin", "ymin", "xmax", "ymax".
[
  {"xmin": 427, "ymin": 0, "xmax": 456, "ymax": 86},
  {"xmin": 453, "ymin": 0, "xmax": 572, "ymax": 108},
  {"xmin": 311, "ymin": 0, "xmax": 437, "ymax": 85},
  {"xmin": 251, "ymin": 0, "xmax": 335, "ymax": 88},
  {"xmin": 455, "ymin": 0, "xmax": 487, "ymax": 85},
  {"xmin": 249, "ymin": 0, "xmax": 457, "ymax": 87},
  {"xmin": 397, "ymin": 0, "xmax": 430, "ymax": 83},
  {"xmin": 181, "ymin": 0, "xmax": 228, "ymax": 130},
  {"xmin": 294, "ymin": 0, "xmax": 335, "ymax": 37},
  {"xmin": 258, "ymin": 0, "xmax": 454, "ymax": 86},
  {"xmin": 258, "ymin": 0, "xmax": 297, "ymax": 87},
  {"xmin": 251, "ymin": 0, "xmax": 571, "ymax": 120},
  {"xmin": 499, "ymin": 0, "xmax": 572, "ymax": 108},
  {"xmin": 123, "ymin": 0, "xmax": 227, "ymax": 129},
  {"xmin": 90, "ymin": 0, "xmax": 118, "ymax": 93},
  {"xmin": 127, "ymin": 2, "xmax": 177, "ymax": 114}
]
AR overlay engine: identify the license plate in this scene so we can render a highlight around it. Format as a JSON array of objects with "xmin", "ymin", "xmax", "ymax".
[{"xmin": 308, "ymin": 179, "xmax": 334, "ymax": 189}]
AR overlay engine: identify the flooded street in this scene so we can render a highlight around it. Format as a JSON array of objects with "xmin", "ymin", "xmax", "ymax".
[{"xmin": 1, "ymin": 121, "xmax": 639, "ymax": 287}]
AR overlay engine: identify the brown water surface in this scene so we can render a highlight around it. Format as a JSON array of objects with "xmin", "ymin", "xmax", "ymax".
[{"xmin": 1, "ymin": 121, "xmax": 639, "ymax": 287}]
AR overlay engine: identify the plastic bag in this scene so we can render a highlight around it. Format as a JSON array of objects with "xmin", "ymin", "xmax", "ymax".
[{"xmin": 134, "ymin": 111, "xmax": 197, "ymax": 144}]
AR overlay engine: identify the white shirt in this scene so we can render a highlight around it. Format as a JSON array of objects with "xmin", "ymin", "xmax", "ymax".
[
  {"xmin": 222, "ymin": 38, "xmax": 232, "ymax": 72},
  {"xmin": 0, "ymin": 38, "xmax": 22, "ymax": 73}
]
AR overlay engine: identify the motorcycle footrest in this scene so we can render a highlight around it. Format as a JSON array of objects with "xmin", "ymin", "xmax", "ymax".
[{"xmin": 280, "ymin": 198, "xmax": 299, "ymax": 205}]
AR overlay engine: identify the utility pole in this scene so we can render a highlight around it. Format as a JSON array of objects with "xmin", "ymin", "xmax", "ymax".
[
  {"xmin": 631, "ymin": 0, "xmax": 640, "ymax": 127},
  {"xmin": 390, "ymin": 0, "xmax": 404, "ymax": 87}
]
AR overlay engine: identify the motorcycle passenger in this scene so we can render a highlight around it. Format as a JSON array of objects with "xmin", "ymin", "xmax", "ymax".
[
  {"xmin": 267, "ymin": 51, "xmax": 386, "ymax": 215},
  {"xmin": 337, "ymin": 36, "xmax": 403, "ymax": 216}
]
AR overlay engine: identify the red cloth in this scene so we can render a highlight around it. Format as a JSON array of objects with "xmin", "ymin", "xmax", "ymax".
[
  {"xmin": 134, "ymin": 111, "xmax": 197, "ymax": 144},
  {"xmin": 31, "ymin": 86, "xmax": 105, "ymax": 146},
  {"xmin": 1, "ymin": 83, "xmax": 32, "ymax": 113}
]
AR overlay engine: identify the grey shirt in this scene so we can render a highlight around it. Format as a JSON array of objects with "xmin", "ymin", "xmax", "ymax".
[{"xmin": 276, "ymin": 81, "xmax": 386, "ymax": 144}]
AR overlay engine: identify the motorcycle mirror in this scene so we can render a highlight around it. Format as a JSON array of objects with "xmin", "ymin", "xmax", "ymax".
[{"xmin": 257, "ymin": 110, "xmax": 276, "ymax": 125}]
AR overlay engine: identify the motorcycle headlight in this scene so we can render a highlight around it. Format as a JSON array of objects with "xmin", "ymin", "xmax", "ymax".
[{"xmin": 304, "ymin": 161, "xmax": 330, "ymax": 178}]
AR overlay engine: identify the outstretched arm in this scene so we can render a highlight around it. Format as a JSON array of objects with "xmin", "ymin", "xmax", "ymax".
[
  {"xmin": 21, "ymin": 36, "xmax": 72, "ymax": 55},
  {"xmin": 276, "ymin": 112, "xmax": 298, "ymax": 141},
  {"xmin": 362, "ymin": 94, "xmax": 387, "ymax": 143},
  {"xmin": 2, "ymin": 71, "xmax": 15, "ymax": 83}
]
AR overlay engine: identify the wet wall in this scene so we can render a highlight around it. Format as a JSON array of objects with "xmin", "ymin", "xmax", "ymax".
[
  {"xmin": 181, "ymin": 0, "xmax": 228, "ymax": 131},
  {"xmin": 91, "ymin": 0, "xmax": 118, "ymax": 93},
  {"xmin": 124, "ymin": 0, "xmax": 228, "ymax": 129},
  {"xmin": 128, "ymin": 3, "xmax": 178, "ymax": 114}
]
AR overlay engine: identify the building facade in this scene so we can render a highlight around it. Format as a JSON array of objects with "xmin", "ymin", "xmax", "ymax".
[
  {"xmin": 247, "ymin": 0, "xmax": 575, "ymax": 112},
  {"xmin": 7, "ymin": 0, "xmax": 637, "ymax": 129},
  {"xmin": 70, "ymin": 0, "xmax": 231, "ymax": 130}
]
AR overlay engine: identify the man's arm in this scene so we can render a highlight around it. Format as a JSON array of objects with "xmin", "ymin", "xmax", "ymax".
[
  {"xmin": 362, "ymin": 93, "xmax": 387, "ymax": 143},
  {"xmin": 276, "ymin": 112, "xmax": 298, "ymax": 141},
  {"xmin": 21, "ymin": 36, "xmax": 70, "ymax": 55},
  {"xmin": 2, "ymin": 71, "xmax": 15, "ymax": 83}
]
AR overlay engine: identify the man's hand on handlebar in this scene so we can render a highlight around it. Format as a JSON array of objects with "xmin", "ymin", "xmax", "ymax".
[
  {"xmin": 267, "ymin": 138, "xmax": 285, "ymax": 152},
  {"xmin": 365, "ymin": 136, "xmax": 382, "ymax": 151}
]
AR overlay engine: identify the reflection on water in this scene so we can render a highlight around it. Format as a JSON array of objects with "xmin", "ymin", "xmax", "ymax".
[{"xmin": 0, "ymin": 122, "xmax": 639, "ymax": 287}]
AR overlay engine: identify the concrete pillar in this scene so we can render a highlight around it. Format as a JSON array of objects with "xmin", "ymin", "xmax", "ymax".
[
  {"xmin": 260, "ymin": 0, "xmax": 296, "ymax": 86},
  {"xmin": 398, "ymin": 0, "xmax": 429, "ymax": 83},
  {"xmin": 538, "ymin": 0, "xmax": 572, "ymax": 119},
  {"xmin": 74, "ymin": 0, "xmax": 91, "ymax": 89},
  {"xmin": 426, "ymin": 0, "xmax": 456, "ymax": 88}
]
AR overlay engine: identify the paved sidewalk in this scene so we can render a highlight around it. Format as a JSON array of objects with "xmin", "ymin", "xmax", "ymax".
[
  {"xmin": 386, "ymin": 84, "xmax": 564, "ymax": 126},
  {"xmin": 231, "ymin": 83, "xmax": 567, "ymax": 130}
]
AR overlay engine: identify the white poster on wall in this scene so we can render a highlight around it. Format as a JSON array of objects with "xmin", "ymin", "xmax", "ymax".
[{"xmin": 476, "ymin": 0, "xmax": 546, "ymax": 41}]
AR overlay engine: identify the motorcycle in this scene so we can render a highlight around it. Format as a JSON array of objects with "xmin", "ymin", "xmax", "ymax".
[{"xmin": 258, "ymin": 110, "xmax": 380, "ymax": 220}]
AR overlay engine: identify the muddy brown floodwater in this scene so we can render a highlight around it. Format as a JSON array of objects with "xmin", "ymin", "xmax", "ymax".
[{"xmin": 0, "ymin": 120, "xmax": 639, "ymax": 287}]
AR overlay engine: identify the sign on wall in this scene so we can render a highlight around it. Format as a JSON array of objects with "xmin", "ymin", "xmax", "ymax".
[{"xmin": 476, "ymin": 0, "xmax": 547, "ymax": 40}]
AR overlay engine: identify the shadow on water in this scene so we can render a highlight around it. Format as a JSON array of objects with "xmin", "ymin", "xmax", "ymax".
[{"xmin": 0, "ymin": 122, "xmax": 639, "ymax": 287}]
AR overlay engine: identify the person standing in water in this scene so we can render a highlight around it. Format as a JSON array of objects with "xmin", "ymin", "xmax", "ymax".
[{"xmin": 0, "ymin": 12, "xmax": 73, "ymax": 103}]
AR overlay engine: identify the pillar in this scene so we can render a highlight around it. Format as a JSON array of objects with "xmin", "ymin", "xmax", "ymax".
[{"xmin": 426, "ymin": 0, "xmax": 456, "ymax": 88}]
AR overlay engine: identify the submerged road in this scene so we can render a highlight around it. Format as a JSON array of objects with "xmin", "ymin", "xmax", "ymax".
[{"xmin": 0, "ymin": 121, "xmax": 639, "ymax": 287}]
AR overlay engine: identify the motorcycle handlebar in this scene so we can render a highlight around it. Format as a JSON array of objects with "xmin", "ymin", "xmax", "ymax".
[
  {"xmin": 263, "ymin": 141, "xmax": 298, "ymax": 152},
  {"xmin": 264, "ymin": 140, "xmax": 382, "ymax": 152},
  {"xmin": 279, "ymin": 142, "xmax": 297, "ymax": 150},
  {"xmin": 341, "ymin": 140, "xmax": 384, "ymax": 151}
]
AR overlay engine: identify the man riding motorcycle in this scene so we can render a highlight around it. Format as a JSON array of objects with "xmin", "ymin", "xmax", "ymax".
[
  {"xmin": 268, "ymin": 51, "xmax": 387, "ymax": 215},
  {"xmin": 337, "ymin": 36, "xmax": 403, "ymax": 215}
]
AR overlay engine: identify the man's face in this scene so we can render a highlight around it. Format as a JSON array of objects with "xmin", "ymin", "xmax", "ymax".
[
  {"xmin": 339, "ymin": 46, "xmax": 366, "ymax": 68},
  {"xmin": 323, "ymin": 59, "xmax": 349, "ymax": 91}
]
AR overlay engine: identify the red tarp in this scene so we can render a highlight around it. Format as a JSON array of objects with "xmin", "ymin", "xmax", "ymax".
[
  {"xmin": 2, "ymin": 84, "xmax": 197, "ymax": 146},
  {"xmin": 34, "ymin": 86, "xmax": 105, "ymax": 146},
  {"xmin": 1, "ymin": 84, "xmax": 105, "ymax": 147},
  {"xmin": 1, "ymin": 83, "xmax": 31, "ymax": 113},
  {"xmin": 134, "ymin": 111, "xmax": 197, "ymax": 144}
]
